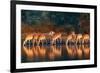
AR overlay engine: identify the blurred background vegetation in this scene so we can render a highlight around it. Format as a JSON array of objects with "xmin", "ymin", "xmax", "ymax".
[{"xmin": 21, "ymin": 10, "xmax": 90, "ymax": 35}]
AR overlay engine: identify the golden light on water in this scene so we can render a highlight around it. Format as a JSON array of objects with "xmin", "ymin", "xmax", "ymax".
[
  {"xmin": 22, "ymin": 45, "xmax": 90, "ymax": 61},
  {"xmin": 21, "ymin": 32, "xmax": 90, "ymax": 62}
]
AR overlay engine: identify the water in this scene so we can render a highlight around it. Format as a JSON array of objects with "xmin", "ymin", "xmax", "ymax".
[{"xmin": 21, "ymin": 44, "xmax": 90, "ymax": 63}]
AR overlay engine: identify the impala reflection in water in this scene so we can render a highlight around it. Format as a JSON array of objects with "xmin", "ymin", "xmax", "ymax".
[{"xmin": 21, "ymin": 42, "xmax": 90, "ymax": 63}]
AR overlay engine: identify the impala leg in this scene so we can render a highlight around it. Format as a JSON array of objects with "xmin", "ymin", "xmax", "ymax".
[
  {"xmin": 38, "ymin": 40, "xmax": 40, "ymax": 46},
  {"xmin": 59, "ymin": 38, "xmax": 62, "ymax": 44},
  {"xmin": 32, "ymin": 39, "xmax": 34, "ymax": 47},
  {"xmin": 23, "ymin": 39, "xmax": 27, "ymax": 47},
  {"xmin": 66, "ymin": 40, "xmax": 68, "ymax": 45},
  {"xmin": 82, "ymin": 40, "xmax": 84, "ymax": 45},
  {"xmin": 42, "ymin": 40, "xmax": 44, "ymax": 46},
  {"xmin": 51, "ymin": 40, "xmax": 54, "ymax": 45},
  {"xmin": 75, "ymin": 40, "xmax": 78, "ymax": 45}
]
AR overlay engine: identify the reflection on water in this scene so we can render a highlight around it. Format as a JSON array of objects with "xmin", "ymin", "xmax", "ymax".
[{"xmin": 21, "ymin": 44, "xmax": 90, "ymax": 63}]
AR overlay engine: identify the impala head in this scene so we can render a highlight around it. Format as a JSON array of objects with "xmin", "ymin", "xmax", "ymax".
[
  {"xmin": 25, "ymin": 34, "xmax": 33, "ymax": 40},
  {"xmin": 76, "ymin": 34, "xmax": 83, "ymax": 39},
  {"xmin": 49, "ymin": 31, "xmax": 55, "ymax": 36},
  {"xmin": 71, "ymin": 31, "xmax": 75, "ymax": 35},
  {"xmin": 83, "ymin": 34, "xmax": 90, "ymax": 39}
]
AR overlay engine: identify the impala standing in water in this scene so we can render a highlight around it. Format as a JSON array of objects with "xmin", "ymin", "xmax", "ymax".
[
  {"xmin": 75, "ymin": 34, "xmax": 83, "ymax": 45},
  {"xmin": 66, "ymin": 31, "xmax": 76, "ymax": 45},
  {"xmin": 51, "ymin": 33, "xmax": 62, "ymax": 45},
  {"xmin": 37, "ymin": 34, "xmax": 46, "ymax": 46},
  {"xmin": 33, "ymin": 33, "xmax": 39, "ymax": 46},
  {"xmin": 82, "ymin": 34, "xmax": 90, "ymax": 44},
  {"xmin": 23, "ymin": 34, "xmax": 33, "ymax": 47}
]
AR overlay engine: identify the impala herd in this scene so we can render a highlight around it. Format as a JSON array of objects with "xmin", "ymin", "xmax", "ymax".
[
  {"xmin": 23, "ymin": 31, "xmax": 90, "ymax": 47},
  {"xmin": 22, "ymin": 31, "xmax": 90, "ymax": 61}
]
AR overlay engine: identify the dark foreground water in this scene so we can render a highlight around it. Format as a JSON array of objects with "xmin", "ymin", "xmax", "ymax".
[{"xmin": 21, "ymin": 44, "xmax": 90, "ymax": 63}]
